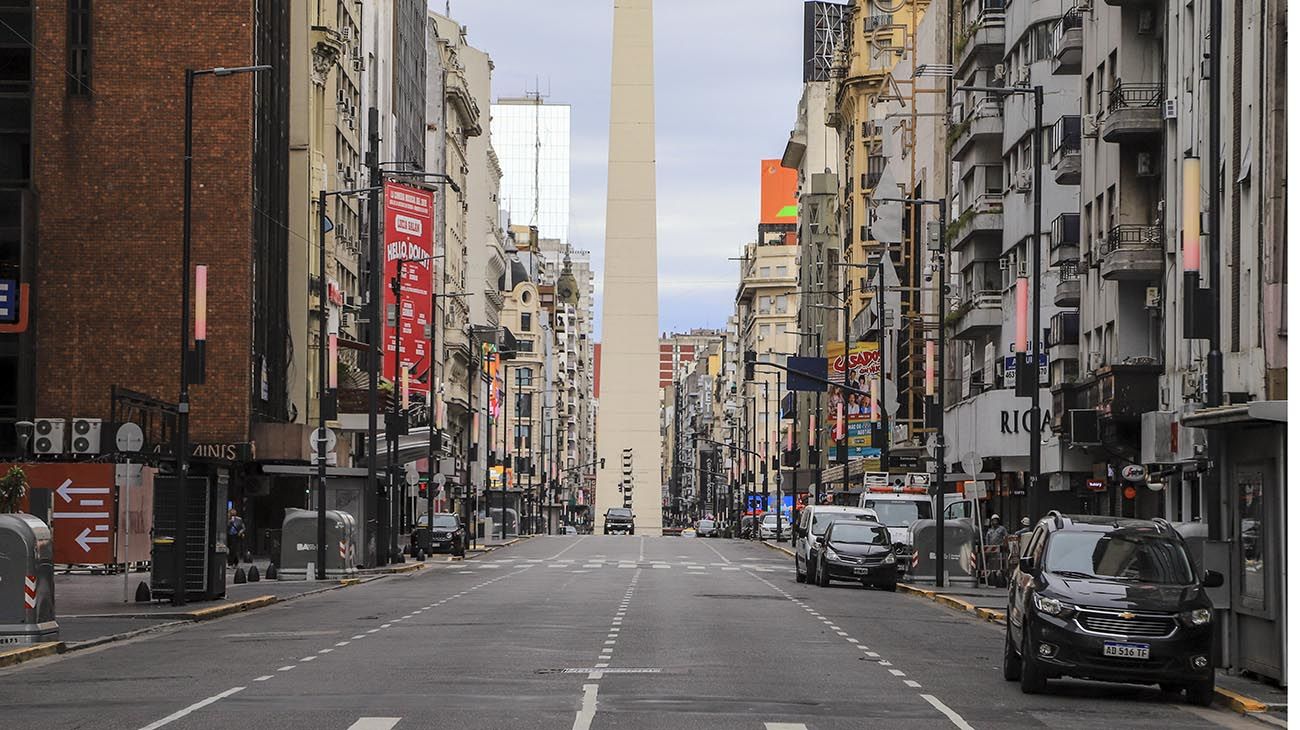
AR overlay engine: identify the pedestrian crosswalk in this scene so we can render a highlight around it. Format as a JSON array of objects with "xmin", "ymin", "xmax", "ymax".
[
  {"xmin": 478, "ymin": 558, "xmax": 787, "ymax": 573},
  {"xmin": 343, "ymin": 718, "xmax": 807, "ymax": 729}
]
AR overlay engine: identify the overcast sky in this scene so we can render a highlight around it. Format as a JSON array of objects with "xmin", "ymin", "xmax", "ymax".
[{"xmin": 448, "ymin": 0, "xmax": 805, "ymax": 335}]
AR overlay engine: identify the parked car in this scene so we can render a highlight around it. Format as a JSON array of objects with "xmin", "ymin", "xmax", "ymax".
[
  {"xmin": 412, "ymin": 513, "xmax": 467, "ymax": 557},
  {"xmin": 758, "ymin": 514, "xmax": 790, "ymax": 540},
  {"xmin": 681, "ymin": 527, "xmax": 697, "ymax": 538},
  {"xmin": 561, "ymin": 525, "xmax": 579, "ymax": 535},
  {"xmin": 697, "ymin": 519, "xmax": 719, "ymax": 538},
  {"xmin": 1003, "ymin": 513, "xmax": 1222, "ymax": 705},
  {"xmin": 792, "ymin": 505, "xmax": 879, "ymax": 584},
  {"xmin": 809, "ymin": 519, "xmax": 897, "ymax": 590},
  {"xmin": 603, "ymin": 507, "xmax": 635, "ymax": 535}
]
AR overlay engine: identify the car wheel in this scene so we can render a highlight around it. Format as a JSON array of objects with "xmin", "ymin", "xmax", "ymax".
[
  {"xmin": 1019, "ymin": 627, "xmax": 1047, "ymax": 694},
  {"xmin": 795, "ymin": 559, "xmax": 806, "ymax": 583},
  {"xmin": 1187, "ymin": 678, "xmax": 1215, "ymax": 707},
  {"xmin": 816, "ymin": 558, "xmax": 830, "ymax": 587},
  {"xmin": 1002, "ymin": 626, "xmax": 1021, "ymax": 681}
]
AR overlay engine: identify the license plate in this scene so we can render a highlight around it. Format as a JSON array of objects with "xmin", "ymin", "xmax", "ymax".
[
  {"xmin": 1103, "ymin": 641, "xmax": 1150, "ymax": 660},
  {"xmin": 853, "ymin": 567, "xmax": 871, "ymax": 575},
  {"xmin": 431, "ymin": 541, "xmax": 444, "ymax": 546}
]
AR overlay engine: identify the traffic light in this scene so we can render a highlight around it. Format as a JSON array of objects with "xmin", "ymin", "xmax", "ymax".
[
  {"xmin": 744, "ymin": 349, "xmax": 757, "ymax": 380},
  {"xmin": 621, "ymin": 448, "xmax": 634, "ymax": 508}
]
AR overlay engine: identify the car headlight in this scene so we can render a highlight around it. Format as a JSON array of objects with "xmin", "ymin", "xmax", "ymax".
[
  {"xmin": 883, "ymin": 552, "xmax": 896, "ymax": 565},
  {"xmin": 823, "ymin": 546, "xmax": 840, "ymax": 561},
  {"xmin": 1181, "ymin": 608, "xmax": 1213, "ymax": 626},
  {"xmin": 1032, "ymin": 593, "xmax": 1074, "ymax": 618}
]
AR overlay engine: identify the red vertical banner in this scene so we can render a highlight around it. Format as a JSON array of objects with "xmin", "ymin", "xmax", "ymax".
[{"xmin": 383, "ymin": 182, "xmax": 435, "ymax": 394}]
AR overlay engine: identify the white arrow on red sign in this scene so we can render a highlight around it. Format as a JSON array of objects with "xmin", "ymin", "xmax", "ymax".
[
  {"xmin": 74, "ymin": 527, "xmax": 110, "ymax": 553},
  {"xmin": 55, "ymin": 478, "xmax": 110, "ymax": 503}
]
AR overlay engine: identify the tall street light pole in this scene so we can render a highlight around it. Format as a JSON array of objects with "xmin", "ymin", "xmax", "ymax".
[{"xmin": 176, "ymin": 64, "xmax": 269, "ymax": 605}]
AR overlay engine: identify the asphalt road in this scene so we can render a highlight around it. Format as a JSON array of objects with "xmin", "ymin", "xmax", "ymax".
[{"xmin": 0, "ymin": 536, "xmax": 1260, "ymax": 729}]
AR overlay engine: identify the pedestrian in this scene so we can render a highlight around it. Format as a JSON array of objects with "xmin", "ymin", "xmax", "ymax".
[
  {"xmin": 227, "ymin": 508, "xmax": 245, "ymax": 567},
  {"xmin": 1016, "ymin": 516, "xmax": 1032, "ymax": 536},
  {"xmin": 984, "ymin": 513, "xmax": 1008, "ymax": 547}
]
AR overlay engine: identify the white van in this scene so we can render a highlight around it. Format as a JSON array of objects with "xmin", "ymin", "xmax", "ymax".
[{"xmin": 792, "ymin": 505, "xmax": 879, "ymax": 584}]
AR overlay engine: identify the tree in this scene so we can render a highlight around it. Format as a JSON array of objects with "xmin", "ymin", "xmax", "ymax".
[{"xmin": 0, "ymin": 466, "xmax": 29, "ymax": 513}]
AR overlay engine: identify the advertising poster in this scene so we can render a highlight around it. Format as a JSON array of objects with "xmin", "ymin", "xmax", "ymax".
[
  {"xmin": 826, "ymin": 341, "xmax": 881, "ymax": 470},
  {"xmin": 760, "ymin": 159, "xmax": 799, "ymax": 225},
  {"xmin": 383, "ymin": 182, "xmax": 435, "ymax": 394}
]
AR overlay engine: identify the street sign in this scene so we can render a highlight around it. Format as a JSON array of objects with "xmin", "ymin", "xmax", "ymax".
[
  {"xmin": 1120, "ymin": 464, "xmax": 1147, "ymax": 483},
  {"xmin": 15, "ymin": 464, "xmax": 117, "ymax": 563},
  {"xmin": 309, "ymin": 427, "xmax": 337, "ymax": 454},
  {"xmin": 1085, "ymin": 479, "xmax": 1106, "ymax": 492},
  {"xmin": 961, "ymin": 451, "xmax": 980, "ymax": 479},
  {"xmin": 0, "ymin": 279, "xmax": 15, "ymax": 322},
  {"xmin": 115, "ymin": 423, "xmax": 144, "ymax": 453}
]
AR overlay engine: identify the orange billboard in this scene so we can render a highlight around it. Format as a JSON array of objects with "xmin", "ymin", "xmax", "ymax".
[{"xmin": 760, "ymin": 159, "xmax": 798, "ymax": 225}]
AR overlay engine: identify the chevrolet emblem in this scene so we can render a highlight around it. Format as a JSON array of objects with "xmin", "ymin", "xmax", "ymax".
[{"xmin": 1117, "ymin": 612, "xmax": 1137, "ymax": 619}]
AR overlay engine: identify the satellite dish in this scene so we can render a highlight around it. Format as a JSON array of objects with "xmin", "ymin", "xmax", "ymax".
[{"xmin": 115, "ymin": 423, "xmax": 145, "ymax": 453}]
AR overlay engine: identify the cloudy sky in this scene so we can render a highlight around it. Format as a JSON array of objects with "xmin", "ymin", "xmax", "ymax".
[{"xmin": 449, "ymin": 0, "xmax": 805, "ymax": 335}]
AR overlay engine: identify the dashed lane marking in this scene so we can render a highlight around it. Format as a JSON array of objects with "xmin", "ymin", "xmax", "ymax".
[
  {"xmin": 345, "ymin": 719, "xmax": 402, "ymax": 730},
  {"xmin": 920, "ymin": 694, "xmax": 976, "ymax": 730},
  {"xmin": 136, "ymin": 686, "xmax": 245, "ymax": 730},
  {"xmin": 252, "ymin": 675, "xmax": 272, "ymax": 682}
]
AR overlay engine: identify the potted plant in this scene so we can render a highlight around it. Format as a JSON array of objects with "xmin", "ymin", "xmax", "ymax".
[{"xmin": 0, "ymin": 465, "xmax": 29, "ymax": 513}]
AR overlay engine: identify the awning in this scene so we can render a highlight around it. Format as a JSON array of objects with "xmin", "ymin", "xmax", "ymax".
[
  {"xmin": 261, "ymin": 464, "xmax": 368, "ymax": 478},
  {"xmin": 1181, "ymin": 400, "xmax": 1287, "ymax": 429}
]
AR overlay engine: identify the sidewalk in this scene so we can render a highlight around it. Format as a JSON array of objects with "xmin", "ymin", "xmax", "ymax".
[{"xmin": 900, "ymin": 580, "xmax": 1288, "ymax": 724}]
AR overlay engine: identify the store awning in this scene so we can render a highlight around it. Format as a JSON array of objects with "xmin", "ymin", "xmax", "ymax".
[{"xmin": 1181, "ymin": 401, "xmax": 1287, "ymax": 429}]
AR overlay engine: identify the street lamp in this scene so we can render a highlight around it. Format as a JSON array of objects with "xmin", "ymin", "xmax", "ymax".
[
  {"xmin": 956, "ymin": 83, "xmax": 1045, "ymax": 523},
  {"xmin": 175, "ymin": 63, "xmax": 269, "ymax": 606}
]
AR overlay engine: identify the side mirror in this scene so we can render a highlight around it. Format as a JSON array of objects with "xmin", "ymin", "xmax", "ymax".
[
  {"xmin": 1018, "ymin": 555, "xmax": 1035, "ymax": 574},
  {"xmin": 1202, "ymin": 570, "xmax": 1224, "ymax": 588}
]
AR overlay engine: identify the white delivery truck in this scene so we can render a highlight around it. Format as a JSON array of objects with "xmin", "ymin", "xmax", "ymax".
[{"xmin": 857, "ymin": 480, "xmax": 985, "ymax": 577}]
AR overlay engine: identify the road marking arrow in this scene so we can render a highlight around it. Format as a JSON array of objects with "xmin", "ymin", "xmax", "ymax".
[
  {"xmin": 75, "ymin": 527, "xmax": 110, "ymax": 553},
  {"xmin": 55, "ymin": 478, "xmax": 111, "ymax": 503}
]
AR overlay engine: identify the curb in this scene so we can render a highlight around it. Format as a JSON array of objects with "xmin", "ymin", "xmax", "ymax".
[
  {"xmin": 974, "ymin": 607, "xmax": 1006, "ymax": 624},
  {"xmin": 184, "ymin": 594, "xmax": 279, "ymax": 621},
  {"xmin": 897, "ymin": 583, "xmax": 936, "ymax": 599},
  {"xmin": 0, "ymin": 642, "xmax": 64, "ymax": 668},
  {"xmin": 934, "ymin": 594, "xmax": 976, "ymax": 613},
  {"xmin": 759, "ymin": 540, "xmax": 796, "ymax": 557},
  {"xmin": 1212, "ymin": 687, "xmax": 1270, "ymax": 714}
]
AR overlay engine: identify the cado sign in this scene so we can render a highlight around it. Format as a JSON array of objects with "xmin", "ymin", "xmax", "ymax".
[{"xmin": 1121, "ymin": 464, "xmax": 1148, "ymax": 483}]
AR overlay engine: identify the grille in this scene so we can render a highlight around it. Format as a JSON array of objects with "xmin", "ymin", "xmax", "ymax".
[{"xmin": 1078, "ymin": 612, "xmax": 1176, "ymax": 638}]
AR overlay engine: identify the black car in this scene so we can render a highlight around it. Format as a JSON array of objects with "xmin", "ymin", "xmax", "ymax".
[
  {"xmin": 696, "ymin": 519, "xmax": 719, "ymax": 538},
  {"xmin": 412, "ymin": 513, "xmax": 467, "ymax": 557},
  {"xmin": 810, "ymin": 520, "xmax": 898, "ymax": 591},
  {"xmin": 604, "ymin": 507, "xmax": 634, "ymax": 535},
  {"xmin": 1004, "ymin": 513, "xmax": 1222, "ymax": 705}
]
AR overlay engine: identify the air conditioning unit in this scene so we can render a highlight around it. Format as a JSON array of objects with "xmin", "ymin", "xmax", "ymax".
[
  {"xmin": 1076, "ymin": 0, "xmax": 1092, "ymax": 11},
  {"xmin": 993, "ymin": 63, "xmax": 1007, "ymax": 80},
  {"xmin": 1014, "ymin": 66, "xmax": 1031, "ymax": 87},
  {"xmin": 1081, "ymin": 113, "xmax": 1098, "ymax": 138},
  {"xmin": 999, "ymin": 257, "xmax": 1012, "ymax": 270},
  {"xmin": 1137, "ymin": 152, "xmax": 1158, "ymax": 177},
  {"xmin": 1136, "ymin": 9, "xmax": 1156, "ymax": 34},
  {"xmin": 71, "ymin": 418, "xmax": 102, "ymax": 455},
  {"xmin": 1162, "ymin": 99, "xmax": 1177, "ymax": 119},
  {"xmin": 350, "ymin": 46, "xmax": 362, "ymax": 60},
  {"xmin": 352, "ymin": 59, "xmax": 363, "ymax": 72},
  {"xmin": 33, "ymin": 418, "xmax": 66, "ymax": 455},
  {"xmin": 341, "ymin": 311, "xmax": 357, "ymax": 329},
  {"xmin": 340, "ymin": 26, "xmax": 352, "ymax": 42},
  {"xmin": 1015, "ymin": 169, "xmax": 1033, "ymax": 191},
  {"xmin": 1016, "ymin": 260, "xmax": 1030, "ymax": 278},
  {"xmin": 1144, "ymin": 286, "xmax": 1161, "ymax": 309}
]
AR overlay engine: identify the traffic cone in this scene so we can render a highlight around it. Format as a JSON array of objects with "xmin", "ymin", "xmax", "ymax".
[
  {"xmin": 134, "ymin": 581, "xmax": 152, "ymax": 603},
  {"xmin": 247, "ymin": 565, "xmax": 261, "ymax": 582},
  {"xmin": 233, "ymin": 567, "xmax": 247, "ymax": 584}
]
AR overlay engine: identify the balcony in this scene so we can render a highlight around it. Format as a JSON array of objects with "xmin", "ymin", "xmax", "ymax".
[
  {"xmin": 1050, "ymin": 212, "xmax": 1080, "ymax": 265},
  {"xmin": 864, "ymin": 154, "xmax": 886, "ymax": 190},
  {"xmin": 947, "ymin": 290, "xmax": 1002, "ymax": 340},
  {"xmin": 1054, "ymin": 260, "xmax": 1080, "ymax": 307},
  {"xmin": 1094, "ymin": 363, "xmax": 1161, "ymax": 421},
  {"xmin": 1050, "ymin": 8, "xmax": 1083, "ymax": 75},
  {"xmin": 956, "ymin": 0, "xmax": 1006, "ymax": 75},
  {"xmin": 948, "ymin": 193, "xmax": 1003, "ymax": 250},
  {"xmin": 1101, "ymin": 82, "xmax": 1164, "ymax": 143},
  {"xmin": 1100, "ymin": 224, "xmax": 1163, "ymax": 280},
  {"xmin": 1051, "ymin": 116, "xmax": 1081, "ymax": 185},
  {"xmin": 949, "ymin": 97, "xmax": 1004, "ymax": 159}
]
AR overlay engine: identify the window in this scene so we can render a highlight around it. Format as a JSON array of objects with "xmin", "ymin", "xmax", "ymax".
[
  {"xmin": 66, "ymin": 0, "xmax": 91, "ymax": 96},
  {"xmin": 1238, "ymin": 466, "xmax": 1266, "ymax": 603},
  {"xmin": 759, "ymin": 266, "xmax": 771, "ymax": 277},
  {"xmin": 520, "ymin": 312, "xmax": 531, "ymax": 332},
  {"xmin": 516, "ymin": 366, "xmax": 533, "ymax": 386},
  {"xmin": 775, "ymin": 265, "xmax": 788, "ymax": 277},
  {"xmin": 759, "ymin": 296, "xmax": 772, "ymax": 313},
  {"xmin": 774, "ymin": 323, "xmax": 787, "ymax": 339},
  {"xmin": 514, "ymin": 392, "xmax": 533, "ymax": 417},
  {"xmin": 513, "ymin": 424, "xmax": 532, "ymax": 451},
  {"xmin": 775, "ymin": 296, "xmax": 788, "ymax": 314},
  {"xmin": 759, "ymin": 323, "xmax": 771, "ymax": 340}
]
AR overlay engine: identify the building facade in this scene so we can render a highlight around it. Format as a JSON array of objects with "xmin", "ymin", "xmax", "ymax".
[{"xmin": 492, "ymin": 99, "xmax": 572, "ymax": 242}]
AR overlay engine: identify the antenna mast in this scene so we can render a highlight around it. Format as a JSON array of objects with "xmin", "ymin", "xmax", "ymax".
[{"xmin": 525, "ymin": 77, "xmax": 549, "ymax": 231}]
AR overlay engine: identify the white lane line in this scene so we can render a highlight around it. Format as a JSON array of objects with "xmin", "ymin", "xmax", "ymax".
[
  {"xmin": 549, "ymin": 534, "xmax": 587, "ymax": 560},
  {"xmin": 336, "ymin": 641, "xmax": 351, "ymax": 647},
  {"xmin": 137, "ymin": 686, "xmax": 245, "ymax": 730},
  {"xmin": 835, "ymin": 630, "xmax": 848, "ymax": 636},
  {"xmin": 765, "ymin": 724, "xmax": 809, "ymax": 730},
  {"xmin": 367, "ymin": 628, "xmax": 380, "ymax": 634},
  {"xmin": 380, "ymin": 623, "xmax": 392, "ymax": 628},
  {"xmin": 253, "ymin": 675, "xmax": 273, "ymax": 682},
  {"xmin": 595, "ymin": 662, "xmax": 610, "ymax": 668},
  {"xmin": 277, "ymin": 665, "xmax": 295, "ymax": 671},
  {"xmin": 345, "ymin": 719, "xmax": 402, "ymax": 730},
  {"xmin": 866, "ymin": 652, "xmax": 880, "ymax": 658},
  {"xmin": 889, "ymin": 669, "xmax": 906, "ymax": 676},
  {"xmin": 318, "ymin": 648, "xmax": 334, "ymax": 654},
  {"xmin": 920, "ymin": 694, "xmax": 976, "ymax": 730},
  {"xmin": 878, "ymin": 660, "xmax": 893, "ymax": 666},
  {"xmin": 904, "ymin": 680, "xmax": 922, "ymax": 688},
  {"xmin": 846, "ymin": 638, "xmax": 860, "ymax": 644},
  {"xmin": 352, "ymin": 634, "xmax": 366, "ymax": 640},
  {"xmin": 604, "ymin": 640, "xmax": 616, "ymax": 645},
  {"xmin": 572, "ymin": 682, "xmax": 600, "ymax": 730},
  {"xmin": 300, "ymin": 656, "xmax": 317, "ymax": 662}
]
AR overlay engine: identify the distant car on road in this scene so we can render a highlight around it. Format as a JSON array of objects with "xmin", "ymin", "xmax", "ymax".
[
  {"xmin": 603, "ymin": 508, "xmax": 635, "ymax": 535},
  {"xmin": 681, "ymin": 527, "xmax": 697, "ymax": 538},
  {"xmin": 561, "ymin": 525, "xmax": 578, "ymax": 535},
  {"xmin": 792, "ymin": 505, "xmax": 880, "ymax": 584},
  {"xmin": 758, "ymin": 514, "xmax": 789, "ymax": 541},
  {"xmin": 412, "ymin": 513, "xmax": 467, "ymax": 557},
  {"xmin": 1004, "ymin": 513, "xmax": 1222, "ymax": 705},
  {"xmin": 809, "ymin": 519, "xmax": 897, "ymax": 590},
  {"xmin": 696, "ymin": 519, "xmax": 719, "ymax": 538}
]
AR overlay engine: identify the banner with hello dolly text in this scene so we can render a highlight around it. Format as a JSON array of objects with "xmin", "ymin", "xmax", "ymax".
[{"xmin": 383, "ymin": 182, "xmax": 435, "ymax": 395}]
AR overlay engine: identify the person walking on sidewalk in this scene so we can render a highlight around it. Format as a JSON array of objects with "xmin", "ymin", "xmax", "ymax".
[
  {"xmin": 984, "ymin": 514, "xmax": 1008, "ymax": 547},
  {"xmin": 227, "ymin": 509, "xmax": 245, "ymax": 567}
]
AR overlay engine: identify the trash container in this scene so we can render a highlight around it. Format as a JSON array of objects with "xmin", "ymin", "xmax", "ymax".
[
  {"xmin": 278, "ymin": 508, "xmax": 359, "ymax": 580},
  {"xmin": 150, "ymin": 475, "xmax": 228, "ymax": 602},
  {"xmin": 907, "ymin": 519, "xmax": 979, "ymax": 586},
  {"xmin": 0, "ymin": 513, "xmax": 58, "ymax": 645}
]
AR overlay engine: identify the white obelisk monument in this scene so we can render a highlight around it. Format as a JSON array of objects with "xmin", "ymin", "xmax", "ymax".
[{"xmin": 595, "ymin": 0, "xmax": 663, "ymax": 533}]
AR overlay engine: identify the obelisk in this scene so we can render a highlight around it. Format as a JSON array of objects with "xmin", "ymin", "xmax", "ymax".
[{"xmin": 595, "ymin": 0, "xmax": 663, "ymax": 533}]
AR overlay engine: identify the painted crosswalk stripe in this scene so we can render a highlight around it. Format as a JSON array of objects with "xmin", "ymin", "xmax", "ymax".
[
  {"xmin": 345, "ymin": 719, "xmax": 402, "ymax": 730},
  {"xmin": 764, "ymin": 724, "xmax": 809, "ymax": 730}
]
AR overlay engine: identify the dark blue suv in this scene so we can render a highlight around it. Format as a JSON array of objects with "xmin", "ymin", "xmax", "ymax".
[{"xmin": 1004, "ymin": 513, "xmax": 1223, "ymax": 705}]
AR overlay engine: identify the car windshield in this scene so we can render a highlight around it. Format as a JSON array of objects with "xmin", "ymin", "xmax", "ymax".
[
  {"xmin": 699, "ymin": 520, "xmax": 714, "ymax": 528},
  {"xmin": 828, "ymin": 523, "xmax": 891, "ymax": 545},
  {"xmin": 762, "ymin": 514, "xmax": 786, "ymax": 525},
  {"xmin": 811, "ymin": 512, "xmax": 871, "ymax": 536},
  {"xmin": 428, "ymin": 516, "xmax": 459, "ymax": 529},
  {"xmin": 1044, "ymin": 529, "xmax": 1197, "ymax": 584},
  {"xmin": 859, "ymin": 500, "xmax": 932, "ymax": 527},
  {"xmin": 607, "ymin": 509, "xmax": 632, "ymax": 518}
]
